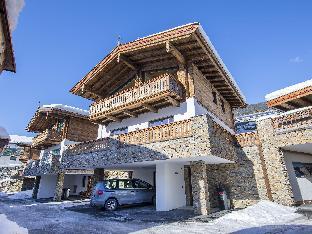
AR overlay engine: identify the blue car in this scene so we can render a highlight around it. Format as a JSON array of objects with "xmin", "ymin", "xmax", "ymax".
[{"xmin": 90, "ymin": 178, "xmax": 156, "ymax": 211}]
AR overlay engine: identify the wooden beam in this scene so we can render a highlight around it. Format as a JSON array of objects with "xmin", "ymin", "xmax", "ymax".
[
  {"xmin": 167, "ymin": 96, "xmax": 180, "ymax": 107},
  {"xmin": 166, "ymin": 41, "xmax": 186, "ymax": 65},
  {"xmin": 106, "ymin": 115, "xmax": 121, "ymax": 122},
  {"xmin": 124, "ymin": 110, "xmax": 138, "ymax": 118},
  {"xmin": 299, "ymin": 97, "xmax": 312, "ymax": 106},
  {"xmin": 142, "ymin": 103, "xmax": 158, "ymax": 113},
  {"xmin": 117, "ymin": 53, "xmax": 138, "ymax": 71},
  {"xmin": 287, "ymin": 100, "xmax": 301, "ymax": 109}
]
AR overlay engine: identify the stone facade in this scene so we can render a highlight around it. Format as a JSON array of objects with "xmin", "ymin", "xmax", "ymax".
[
  {"xmin": 0, "ymin": 166, "xmax": 24, "ymax": 192},
  {"xmin": 190, "ymin": 161, "xmax": 210, "ymax": 215},
  {"xmin": 54, "ymin": 172, "xmax": 65, "ymax": 201}
]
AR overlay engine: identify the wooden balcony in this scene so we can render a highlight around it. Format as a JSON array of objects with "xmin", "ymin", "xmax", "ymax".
[
  {"xmin": 65, "ymin": 119, "xmax": 193, "ymax": 156},
  {"xmin": 89, "ymin": 73, "xmax": 184, "ymax": 124},
  {"xmin": 32, "ymin": 129, "xmax": 63, "ymax": 149},
  {"xmin": 272, "ymin": 106, "xmax": 312, "ymax": 133}
]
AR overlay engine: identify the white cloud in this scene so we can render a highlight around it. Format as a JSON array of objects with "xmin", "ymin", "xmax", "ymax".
[{"xmin": 289, "ymin": 56, "xmax": 303, "ymax": 63}]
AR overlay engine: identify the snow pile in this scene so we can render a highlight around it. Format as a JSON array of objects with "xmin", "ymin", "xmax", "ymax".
[
  {"xmin": 0, "ymin": 214, "xmax": 28, "ymax": 234},
  {"xmin": 0, "ymin": 127, "xmax": 10, "ymax": 140},
  {"xmin": 40, "ymin": 104, "xmax": 89, "ymax": 116},
  {"xmin": 7, "ymin": 190, "xmax": 32, "ymax": 200},
  {"xmin": 0, "ymin": 192, "xmax": 9, "ymax": 197},
  {"xmin": 9, "ymin": 135, "xmax": 32, "ymax": 145},
  {"xmin": 265, "ymin": 79, "xmax": 312, "ymax": 101}
]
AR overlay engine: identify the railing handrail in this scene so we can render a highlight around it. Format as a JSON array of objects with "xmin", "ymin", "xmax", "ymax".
[
  {"xmin": 90, "ymin": 73, "xmax": 182, "ymax": 116},
  {"xmin": 272, "ymin": 106, "xmax": 312, "ymax": 132}
]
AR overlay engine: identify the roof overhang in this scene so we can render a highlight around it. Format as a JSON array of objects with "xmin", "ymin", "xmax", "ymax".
[
  {"xmin": 265, "ymin": 79, "xmax": 312, "ymax": 111},
  {"xmin": 0, "ymin": 0, "xmax": 15, "ymax": 73},
  {"xmin": 70, "ymin": 23, "xmax": 246, "ymax": 108},
  {"xmin": 26, "ymin": 105, "xmax": 89, "ymax": 133}
]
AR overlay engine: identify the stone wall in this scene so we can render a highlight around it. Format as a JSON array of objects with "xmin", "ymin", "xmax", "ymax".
[
  {"xmin": 0, "ymin": 166, "xmax": 24, "ymax": 192},
  {"xmin": 206, "ymin": 143, "xmax": 269, "ymax": 209},
  {"xmin": 62, "ymin": 114, "xmax": 237, "ymax": 170}
]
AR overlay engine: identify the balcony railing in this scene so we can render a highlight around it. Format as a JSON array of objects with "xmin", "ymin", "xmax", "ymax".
[
  {"xmin": 32, "ymin": 129, "xmax": 63, "ymax": 148},
  {"xmin": 65, "ymin": 119, "xmax": 193, "ymax": 156},
  {"xmin": 89, "ymin": 73, "xmax": 184, "ymax": 123},
  {"xmin": 272, "ymin": 106, "xmax": 312, "ymax": 133},
  {"xmin": 118, "ymin": 119, "xmax": 192, "ymax": 144}
]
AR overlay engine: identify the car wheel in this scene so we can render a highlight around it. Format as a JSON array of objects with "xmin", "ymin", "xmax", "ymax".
[{"xmin": 105, "ymin": 198, "xmax": 118, "ymax": 211}]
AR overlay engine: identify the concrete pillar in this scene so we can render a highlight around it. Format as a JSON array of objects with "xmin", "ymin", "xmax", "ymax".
[
  {"xmin": 93, "ymin": 168, "xmax": 105, "ymax": 187},
  {"xmin": 184, "ymin": 166, "xmax": 193, "ymax": 206},
  {"xmin": 190, "ymin": 161, "xmax": 210, "ymax": 215},
  {"xmin": 53, "ymin": 172, "xmax": 65, "ymax": 201},
  {"xmin": 32, "ymin": 176, "xmax": 41, "ymax": 199}
]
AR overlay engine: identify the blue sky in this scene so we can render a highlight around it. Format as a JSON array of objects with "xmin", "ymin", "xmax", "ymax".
[{"xmin": 1, "ymin": 0, "xmax": 311, "ymax": 136}]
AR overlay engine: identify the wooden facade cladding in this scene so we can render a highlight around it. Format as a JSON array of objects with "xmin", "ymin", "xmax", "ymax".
[
  {"xmin": 272, "ymin": 106, "xmax": 312, "ymax": 134},
  {"xmin": 89, "ymin": 73, "xmax": 184, "ymax": 124},
  {"xmin": 66, "ymin": 118, "xmax": 98, "ymax": 142},
  {"xmin": 65, "ymin": 119, "xmax": 193, "ymax": 156},
  {"xmin": 267, "ymin": 86, "xmax": 312, "ymax": 111}
]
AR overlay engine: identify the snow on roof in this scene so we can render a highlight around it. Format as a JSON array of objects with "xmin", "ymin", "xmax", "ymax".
[
  {"xmin": 0, "ymin": 127, "xmax": 10, "ymax": 140},
  {"xmin": 40, "ymin": 104, "xmax": 89, "ymax": 116},
  {"xmin": 265, "ymin": 79, "xmax": 312, "ymax": 101},
  {"xmin": 198, "ymin": 25, "xmax": 246, "ymax": 103},
  {"xmin": 9, "ymin": 135, "xmax": 32, "ymax": 145}
]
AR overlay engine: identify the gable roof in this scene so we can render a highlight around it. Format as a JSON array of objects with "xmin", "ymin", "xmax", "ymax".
[
  {"xmin": 70, "ymin": 23, "xmax": 246, "ymax": 108},
  {"xmin": 26, "ymin": 104, "xmax": 89, "ymax": 133}
]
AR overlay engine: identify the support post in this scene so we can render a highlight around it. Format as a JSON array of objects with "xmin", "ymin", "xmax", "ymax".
[
  {"xmin": 190, "ymin": 161, "xmax": 210, "ymax": 215},
  {"xmin": 53, "ymin": 172, "xmax": 65, "ymax": 201},
  {"xmin": 93, "ymin": 168, "xmax": 105, "ymax": 187}
]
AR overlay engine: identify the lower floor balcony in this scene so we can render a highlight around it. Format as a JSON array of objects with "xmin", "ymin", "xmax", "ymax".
[{"xmin": 32, "ymin": 129, "xmax": 63, "ymax": 149}]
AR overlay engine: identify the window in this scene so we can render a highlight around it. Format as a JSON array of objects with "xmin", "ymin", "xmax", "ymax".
[
  {"xmin": 110, "ymin": 127, "xmax": 128, "ymax": 136},
  {"xmin": 105, "ymin": 180, "xmax": 118, "ymax": 189},
  {"xmin": 56, "ymin": 119, "xmax": 65, "ymax": 132},
  {"xmin": 51, "ymin": 149, "xmax": 60, "ymax": 156},
  {"xmin": 149, "ymin": 116, "xmax": 174, "ymax": 127},
  {"xmin": 118, "ymin": 180, "xmax": 133, "ymax": 189},
  {"xmin": 212, "ymin": 91, "xmax": 218, "ymax": 104},
  {"xmin": 221, "ymin": 100, "xmax": 225, "ymax": 113},
  {"xmin": 133, "ymin": 180, "xmax": 152, "ymax": 189}
]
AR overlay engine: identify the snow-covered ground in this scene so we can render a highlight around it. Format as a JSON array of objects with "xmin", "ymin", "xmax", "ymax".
[
  {"xmin": 0, "ymin": 190, "xmax": 32, "ymax": 200},
  {"xmin": 0, "ymin": 214, "xmax": 27, "ymax": 234},
  {"xmin": 0, "ymin": 197, "xmax": 311, "ymax": 234},
  {"xmin": 136, "ymin": 201, "xmax": 312, "ymax": 234}
]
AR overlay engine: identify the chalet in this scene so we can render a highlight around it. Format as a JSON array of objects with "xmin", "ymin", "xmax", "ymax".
[
  {"xmin": 0, "ymin": 0, "xmax": 15, "ymax": 73},
  {"xmin": 23, "ymin": 104, "xmax": 99, "ymax": 200},
  {"xmin": 0, "ymin": 126, "xmax": 9, "ymax": 152},
  {"xmin": 23, "ymin": 23, "xmax": 312, "ymax": 214}
]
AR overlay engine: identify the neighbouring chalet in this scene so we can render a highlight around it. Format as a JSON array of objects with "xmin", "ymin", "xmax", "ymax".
[
  {"xmin": 23, "ymin": 23, "xmax": 312, "ymax": 215},
  {"xmin": 23, "ymin": 104, "xmax": 99, "ymax": 200},
  {"xmin": 0, "ymin": 135, "xmax": 39, "ymax": 192},
  {"xmin": 0, "ymin": 126, "xmax": 10, "ymax": 152},
  {"xmin": 0, "ymin": 0, "xmax": 15, "ymax": 74}
]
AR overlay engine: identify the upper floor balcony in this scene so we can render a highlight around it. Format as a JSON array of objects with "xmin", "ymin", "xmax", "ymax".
[
  {"xmin": 89, "ymin": 73, "xmax": 184, "ymax": 124},
  {"xmin": 32, "ymin": 129, "xmax": 63, "ymax": 149}
]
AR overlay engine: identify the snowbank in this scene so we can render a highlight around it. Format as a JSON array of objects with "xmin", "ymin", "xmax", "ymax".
[
  {"xmin": 0, "ymin": 214, "xmax": 28, "ymax": 234},
  {"xmin": 136, "ymin": 201, "xmax": 307, "ymax": 234},
  {"xmin": 7, "ymin": 190, "xmax": 32, "ymax": 200},
  {"xmin": 265, "ymin": 79, "xmax": 312, "ymax": 101},
  {"xmin": 0, "ymin": 127, "xmax": 10, "ymax": 140},
  {"xmin": 40, "ymin": 104, "xmax": 89, "ymax": 116},
  {"xmin": 9, "ymin": 135, "xmax": 32, "ymax": 145}
]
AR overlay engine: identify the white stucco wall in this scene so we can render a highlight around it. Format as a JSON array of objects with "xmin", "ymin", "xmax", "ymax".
[
  {"xmin": 37, "ymin": 175, "xmax": 57, "ymax": 199},
  {"xmin": 132, "ymin": 168, "xmax": 155, "ymax": 186},
  {"xmin": 156, "ymin": 162, "xmax": 186, "ymax": 211},
  {"xmin": 63, "ymin": 174, "xmax": 91, "ymax": 196},
  {"xmin": 284, "ymin": 151, "xmax": 312, "ymax": 201}
]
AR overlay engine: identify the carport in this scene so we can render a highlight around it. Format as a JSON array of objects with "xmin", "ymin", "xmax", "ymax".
[{"xmin": 95, "ymin": 155, "xmax": 233, "ymax": 213}]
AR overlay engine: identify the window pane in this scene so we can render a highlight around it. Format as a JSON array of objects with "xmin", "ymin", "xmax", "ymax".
[{"xmin": 149, "ymin": 116, "xmax": 174, "ymax": 127}]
